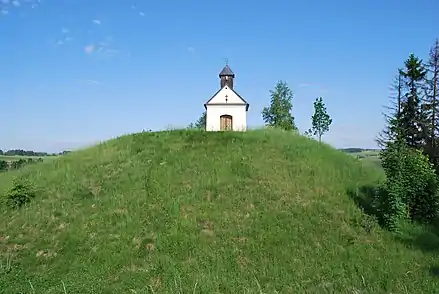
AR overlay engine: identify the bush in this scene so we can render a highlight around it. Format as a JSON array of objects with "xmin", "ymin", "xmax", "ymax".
[
  {"xmin": 379, "ymin": 141, "xmax": 439, "ymax": 231},
  {"xmin": 0, "ymin": 160, "xmax": 8, "ymax": 171},
  {"xmin": 5, "ymin": 177, "xmax": 36, "ymax": 209}
]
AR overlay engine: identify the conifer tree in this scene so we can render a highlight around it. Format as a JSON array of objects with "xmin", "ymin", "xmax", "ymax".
[
  {"xmin": 399, "ymin": 53, "xmax": 427, "ymax": 149},
  {"xmin": 423, "ymin": 39, "xmax": 439, "ymax": 168},
  {"xmin": 378, "ymin": 52, "xmax": 439, "ymax": 231},
  {"xmin": 377, "ymin": 71, "xmax": 404, "ymax": 147}
]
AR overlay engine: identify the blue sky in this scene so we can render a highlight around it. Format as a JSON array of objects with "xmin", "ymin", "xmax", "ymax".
[{"xmin": 1, "ymin": 0, "xmax": 438, "ymax": 152}]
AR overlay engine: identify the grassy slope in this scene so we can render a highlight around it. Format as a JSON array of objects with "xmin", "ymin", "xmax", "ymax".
[{"xmin": 0, "ymin": 130, "xmax": 437, "ymax": 293}]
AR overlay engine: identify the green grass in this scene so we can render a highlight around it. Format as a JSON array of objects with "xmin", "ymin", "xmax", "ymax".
[{"xmin": 0, "ymin": 129, "xmax": 438, "ymax": 293}]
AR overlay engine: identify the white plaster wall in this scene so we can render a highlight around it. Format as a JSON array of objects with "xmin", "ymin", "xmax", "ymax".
[
  {"xmin": 208, "ymin": 86, "xmax": 244, "ymax": 104},
  {"xmin": 206, "ymin": 104, "xmax": 247, "ymax": 131}
]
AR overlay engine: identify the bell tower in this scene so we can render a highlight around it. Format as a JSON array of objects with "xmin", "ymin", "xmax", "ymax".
[{"xmin": 219, "ymin": 62, "xmax": 235, "ymax": 90}]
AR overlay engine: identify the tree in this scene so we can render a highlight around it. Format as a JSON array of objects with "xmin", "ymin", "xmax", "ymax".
[
  {"xmin": 310, "ymin": 97, "xmax": 332, "ymax": 142},
  {"xmin": 11, "ymin": 159, "xmax": 26, "ymax": 170},
  {"xmin": 423, "ymin": 39, "xmax": 439, "ymax": 169},
  {"xmin": 376, "ymin": 52, "xmax": 439, "ymax": 231},
  {"xmin": 377, "ymin": 71, "xmax": 404, "ymax": 147},
  {"xmin": 194, "ymin": 111, "xmax": 206, "ymax": 129},
  {"xmin": 399, "ymin": 53, "xmax": 427, "ymax": 149},
  {"xmin": 188, "ymin": 112, "xmax": 206, "ymax": 130},
  {"xmin": 3, "ymin": 149, "xmax": 49, "ymax": 157},
  {"xmin": 379, "ymin": 140, "xmax": 438, "ymax": 230},
  {"xmin": 262, "ymin": 81, "xmax": 297, "ymax": 131},
  {"xmin": 0, "ymin": 160, "xmax": 8, "ymax": 171}
]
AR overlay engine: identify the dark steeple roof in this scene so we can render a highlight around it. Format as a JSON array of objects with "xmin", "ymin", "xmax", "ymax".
[{"xmin": 219, "ymin": 64, "xmax": 235, "ymax": 77}]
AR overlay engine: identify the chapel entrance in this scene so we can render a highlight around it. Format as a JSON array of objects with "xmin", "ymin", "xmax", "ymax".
[{"xmin": 220, "ymin": 115, "xmax": 233, "ymax": 131}]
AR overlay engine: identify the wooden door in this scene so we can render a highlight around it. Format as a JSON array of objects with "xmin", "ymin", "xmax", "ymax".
[{"xmin": 220, "ymin": 115, "xmax": 233, "ymax": 131}]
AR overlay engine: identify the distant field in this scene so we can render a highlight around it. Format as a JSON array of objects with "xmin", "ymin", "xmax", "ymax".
[
  {"xmin": 0, "ymin": 155, "xmax": 58, "ymax": 162},
  {"xmin": 350, "ymin": 150, "xmax": 381, "ymax": 167}
]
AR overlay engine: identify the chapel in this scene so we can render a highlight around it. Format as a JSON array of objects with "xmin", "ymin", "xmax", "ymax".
[{"xmin": 204, "ymin": 64, "xmax": 249, "ymax": 131}]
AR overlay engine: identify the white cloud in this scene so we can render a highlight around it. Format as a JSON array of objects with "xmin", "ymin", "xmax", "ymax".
[
  {"xmin": 84, "ymin": 41, "xmax": 121, "ymax": 58},
  {"xmin": 77, "ymin": 79, "xmax": 101, "ymax": 85},
  {"xmin": 139, "ymin": 11, "xmax": 144, "ymax": 17},
  {"xmin": 101, "ymin": 48, "xmax": 119, "ymax": 57},
  {"xmin": 84, "ymin": 44, "xmax": 95, "ymax": 54},
  {"xmin": 92, "ymin": 19, "xmax": 101, "ymax": 25},
  {"xmin": 297, "ymin": 82, "xmax": 329, "ymax": 94},
  {"xmin": 86, "ymin": 79, "xmax": 100, "ymax": 85}
]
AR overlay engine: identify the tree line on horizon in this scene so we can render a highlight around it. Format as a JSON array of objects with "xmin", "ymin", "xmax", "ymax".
[
  {"xmin": 377, "ymin": 38, "xmax": 439, "ymax": 231},
  {"xmin": 0, "ymin": 149, "xmax": 71, "ymax": 174},
  {"xmin": 0, "ymin": 149, "xmax": 70, "ymax": 157},
  {"xmin": 0, "ymin": 157, "xmax": 44, "ymax": 172}
]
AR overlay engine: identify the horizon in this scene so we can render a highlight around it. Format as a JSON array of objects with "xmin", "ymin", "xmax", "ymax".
[
  {"xmin": 0, "ymin": 128, "xmax": 384, "ymax": 154},
  {"xmin": 1, "ymin": 0, "xmax": 438, "ymax": 152}
]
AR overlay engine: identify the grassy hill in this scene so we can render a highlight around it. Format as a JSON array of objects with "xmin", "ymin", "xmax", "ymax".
[{"xmin": 0, "ymin": 130, "xmax": 438, "ymax": 293}]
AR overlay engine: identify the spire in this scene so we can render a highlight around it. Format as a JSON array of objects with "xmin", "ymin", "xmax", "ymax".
[{"xmin": 219, "ymin": 64, "xmax": 235, "ymax": 77}]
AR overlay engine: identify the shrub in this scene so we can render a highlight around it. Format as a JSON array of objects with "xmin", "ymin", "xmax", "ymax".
[
  {"xmin": 379, "ymin": 141, "xmax": 439, "ymax": 231},
  {"xmin": 404, "ymin": 149, "xmax": 439, "ymax": 223},
  {"xmin": 5, "ymin": 177, "xmax": 36, "ymax": 209},
  {"xmin": 0, "ymin": 160, "xmax": 8, "ymax": 171}
]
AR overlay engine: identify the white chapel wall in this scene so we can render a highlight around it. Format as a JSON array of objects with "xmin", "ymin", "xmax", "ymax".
[{"xmin": 206, "ymin": 104, "xmax": 247, "ymax": 131}]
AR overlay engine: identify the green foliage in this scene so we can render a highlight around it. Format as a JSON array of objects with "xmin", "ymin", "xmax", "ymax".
[
  {"xmin": 423, "ymin": 39, "xmax": 439, "ymax": 167},
  {"xmin": 377, "ymin": 71, "xmax": 404, "ymax": 147},
  {"xmin": 399, "ymin": 53, "xmax": 427, "ymax": 149},
  {"xmin": 10, "ymin": 158, "xmax": 26, "ymax": 170},
  {"xmin": 5, "ymin": 177, "xmax": 36, "ymax": 209},
  {"xmin": 403, "ymin": 149, "xmax": 439, "ymax": 223},
  {"xmin": 261, "ymin": 80, "xmax": 297, "ymax": 131},
  {"xmin": 311, "ymin": 97, "xmax": 332, "ymax": 142},
  {"xmin": 0, "ymin": 160, "xmax": 7, "ymax": 171},
  {"xmin": 377, "ymin": 49, "xmax": 439, "ymax": 232},
  {"xmin": 188, "ymin": 111, "xmax": 206, "ymax": 130},
  {"xmin": 303, "ymin": 129, "xmax": 313, "ymax": 138},
  {"xmin": 379, "ymin": 141, "xmax": 408, "ymax": 231},
  {"xmin": 379, "ymin": 140, "xmax": 439, "ymax": 231}
]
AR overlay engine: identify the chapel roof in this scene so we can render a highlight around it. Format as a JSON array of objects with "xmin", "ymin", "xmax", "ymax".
[
  {"xmin": 204, "ymin": 86, "xmax": 249, "ymax": 111},
  {"xmin": 219, "ymin": 64, "xmax": 235, "ymax": 77}
]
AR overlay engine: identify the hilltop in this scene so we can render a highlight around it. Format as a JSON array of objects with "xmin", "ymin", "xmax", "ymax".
[{"xmin": 0, "ymin": 130, "xmax": 438, "ymax": 293}]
